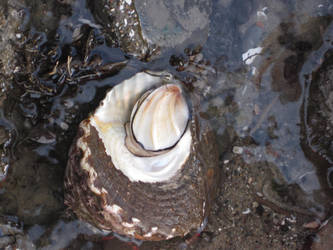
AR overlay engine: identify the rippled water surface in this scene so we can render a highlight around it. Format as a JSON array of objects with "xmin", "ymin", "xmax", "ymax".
[{"xmin": 1, "ymin": 0, "xmax": 333, "ymax": 249}]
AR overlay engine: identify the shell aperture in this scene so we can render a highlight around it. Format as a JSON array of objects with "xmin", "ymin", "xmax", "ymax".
[
  {"xmin": 131, "ymin": 84, "xmax": 189, "ymax": 151},
  {"xmin": 91, "ymin": 72, "xmax": 191, "ymax": 183}
]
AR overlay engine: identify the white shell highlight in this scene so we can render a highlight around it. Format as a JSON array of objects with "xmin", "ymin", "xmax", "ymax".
[
  {"xmin": 132, "ymin": 84, "xmax": 189, "ymax": 151},
  {"xmin": 91, "ymin": 72, "xmax": 192, "ymax": 183}
]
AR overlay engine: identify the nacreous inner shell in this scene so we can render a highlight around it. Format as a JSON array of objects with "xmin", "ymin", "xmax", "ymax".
[
  {"xmin": 90, "ymin": 72, "xmax": 192, "ymax": 183},
  {"xmin": 132, "ymin": 84, "xmax": 189, "ymax": 151}
]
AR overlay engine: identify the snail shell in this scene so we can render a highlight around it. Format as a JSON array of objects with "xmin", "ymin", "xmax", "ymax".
[{"xmin": 64, "ymin": 71, "xmax": 220, "ymax": 240}]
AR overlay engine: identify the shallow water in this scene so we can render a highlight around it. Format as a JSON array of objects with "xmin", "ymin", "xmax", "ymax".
[{"xmin": 1, "ymin": 0, "xmax": 333, "ymax": 249}]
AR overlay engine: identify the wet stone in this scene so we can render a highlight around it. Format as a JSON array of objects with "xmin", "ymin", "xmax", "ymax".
[
  {"xmin": 0, "ymin": 126, "xmax": 8, "ymax": 145},
  {"xmin": 0, "ymin": 215, "xmax": 35, "ymax": 249},
  {"xmin": 0, "ymin": 147, "xmax": 64, "ymax": 225},
  {"xmin": 89, "ymin": 0, "xmax": 149, "ymax": 58},
  {"xmin": 203, "ymin": 0, "xmax": 242, "ymax": 69},
  {"xmin": 310, "ymin": 219, "xmax": 333, "ymax": 250},
  {"xmin": 135, "ymin": 0, "xmax": 212, "ymax": 49},
  {"xmin": 303, "ymin": 49, "xmax": 333, "ymax": 165},
  {"xmin": 26, "ymin": 0, "xmax": 73, "ymax": 34},
  {"xmin": 0, "ymin": 0, "xmax": 25, "ymax": 80}
]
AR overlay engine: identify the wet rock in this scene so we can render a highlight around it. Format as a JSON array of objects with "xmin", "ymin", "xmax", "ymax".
[
  {"xmin": 0, "ymin": 215, "xmax": 35, "ymax": 249},
  {"xmin": 300, "ymin": 48, "xmax": 333, "ymax": 201},
  {"xmin": 0, "ymin": 0, "xmax": 25, "ymax": 81},
  {"xmin": 294, "ymin": 0, "xmax": 333, "ymax": 17},
  {"xmin": 303, "ymin": 49, "xmax": 333, "ymax": 165},
  {"xmin": 0, "ymin": 0, "xmax": 72, "ymax": 94},
  {"xmin": 88, "ymin": 0, "xmax": 149, "ymax": 58},
  {"xmin": 0, "ymin": 125, "xmax": 9, "ymax": 182},
  {"xmin": 0, "ymin": 0, "xmax": 127, "ymax": 227},
  {"xmin": 25, "ymin": 0, "xmax": 73, "ymax": 34},
  {"xmin": 203, "ymin": 0, "xmax": 242, "ymax": 69},
  {"xmin": 0, "ymin": 147, "xmax": 64, "ymax": 225},
  {"xmin": 0, "ymin": 126, "xmax": 8, "ymax": 146},
  {"xmin": 253, "ymin": 16, "xmax": 331, "ymax": 104},
  {"xmin": 230, "ymin": 0, "xmax": 255, "ymax": 25},
  {"xmin": 90, "ymin": 0, "xmax": 213, "ymax": 58},
  {"xmin": 311, "ymin": 219, "xmax": 333, "ymax": 250},
  {"xmin": 35, "ymin": 220, "xmax": 109, "ymax": 249},
  {"xmin": 135, "ymin": 0, "xmax": 211, "ymax": 50}
]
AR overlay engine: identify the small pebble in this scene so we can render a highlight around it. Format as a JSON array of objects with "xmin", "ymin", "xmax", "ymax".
[
  {"xmin": 303, "ymin": 221, "xmax": 320, "ymax": 229},
  {"xmin": 254, "ymin": 104, "xmax": 260, "ymax": 115},
  {"xmin": 60, "ymin": 122, "xmax": 69, "ymax": 130},
  {"xmin": 242, "ymin": 208, "xmax": 251, "ymax": 214},
  {"xmin": 252, "ymin": 201, "xmax": 259, "ymax": 208},
  {"xmin": 256, "ymin": 192, "xmax": 263, "ymax": 197},
  {"xmin": 233, "ymin": 146, "xmax": 243, "ymax": 154}
]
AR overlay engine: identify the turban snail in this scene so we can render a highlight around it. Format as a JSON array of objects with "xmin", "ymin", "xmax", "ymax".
[{"xmin": 64, "ymin": 71, "xmax": 220, "ymax": 240}]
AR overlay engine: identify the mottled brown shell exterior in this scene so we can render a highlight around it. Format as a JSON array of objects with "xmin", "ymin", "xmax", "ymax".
[{"xmin": 64, "ymin": 105, "xmax": 220, "ymax": 241}]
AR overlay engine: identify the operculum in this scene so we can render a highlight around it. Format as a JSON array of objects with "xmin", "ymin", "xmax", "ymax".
[{"xmin": 125, "ymin": 84, "xmax": 189, "ymax": 157}]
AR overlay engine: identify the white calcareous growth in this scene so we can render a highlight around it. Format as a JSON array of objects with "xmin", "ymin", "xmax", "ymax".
[{"xmin": 90, "ymin": 72, "xmax": 192, "ymax": 183}]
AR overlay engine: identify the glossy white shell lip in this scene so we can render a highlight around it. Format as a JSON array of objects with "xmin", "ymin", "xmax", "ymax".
[{"xmin": 90, "ymin": 72, "xmax": 192, "ymax": 183}]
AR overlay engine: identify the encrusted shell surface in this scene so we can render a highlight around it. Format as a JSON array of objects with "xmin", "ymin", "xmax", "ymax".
[{"xmin": 64, "ymin": 71, "xmax": 220, "ymax": 240}]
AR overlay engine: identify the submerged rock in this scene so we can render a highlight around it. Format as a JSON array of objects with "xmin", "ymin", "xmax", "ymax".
[
  {"xmin": 89, "ymin": 0, "xmax": 149, "ymax": 58},
  {"xmin": 0, "ymin": 215, "xmax": 35, "ymax": 249},
  {"xmin": 310, "ymin": 219, "xmax": 333, "ymax": 250},
  {"xmin": 302, "ymin": 48, "xmax": 333, "ymax": 166},
  {"xmin": 135, "ymin": 0, "xmax": 211, "ymax": 49},
  {"xmin": 0, "ymin": 147, "xmax": 64, "ymax": 225},
  {"xmin": 0, "ymin": 0, "xmax": 25, "ymax": 82},
  {"xmin": 90, "ymin": 0, "xmax": 212, "ymax": 58}
]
